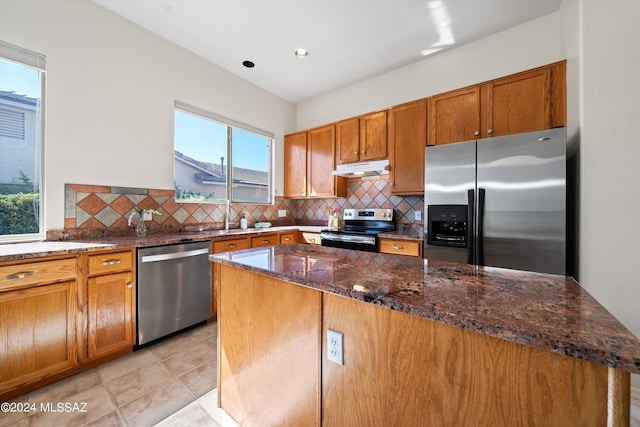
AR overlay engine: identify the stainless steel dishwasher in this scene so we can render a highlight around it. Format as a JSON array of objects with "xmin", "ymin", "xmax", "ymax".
[{"xmin": 136, "ymin": 240, "xmax": 210, "ymax": 346}]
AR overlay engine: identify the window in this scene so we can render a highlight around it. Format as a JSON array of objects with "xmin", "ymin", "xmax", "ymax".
[
  {"xmin": 174, "ymin": 102, "xmax": 273, "ymax": 204},
  {"xmin": 0, "ymin": 41, "xmax": 45, "ymax": 241}
]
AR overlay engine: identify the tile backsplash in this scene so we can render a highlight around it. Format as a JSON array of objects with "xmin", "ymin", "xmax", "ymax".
[{"xmin": 57, "ymin": 177, "xmax": 423, "ymax": 238}]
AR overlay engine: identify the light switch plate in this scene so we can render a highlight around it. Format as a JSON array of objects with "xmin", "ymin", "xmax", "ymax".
[
  {"xmin": 278, "ymin": 209, "xmax": 287, "ymax": 218},
  {"xmin": 414, "ymin": 210, "xmax": 422, "ymax": 221},
  {"xmin": 142, "ymin": 211, "xmax": 152, "ymax": 221}
]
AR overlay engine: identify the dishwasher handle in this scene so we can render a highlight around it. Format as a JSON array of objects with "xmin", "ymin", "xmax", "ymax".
[{"xmin": 141, "ymin": 248, "xmax": 209, "ymax": 263}]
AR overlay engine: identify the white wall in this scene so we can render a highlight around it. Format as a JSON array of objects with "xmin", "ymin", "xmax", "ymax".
[
  {"xmin": 0, "ymin": 0, "xmax": 296, "ymax": 231},
  {"xmin": 577, "ymin": 0, "xmax": 640, "ymax": 393},
  {"xmin": 296, "ymin": 11, "xmax": 565, "ymax": 129}
]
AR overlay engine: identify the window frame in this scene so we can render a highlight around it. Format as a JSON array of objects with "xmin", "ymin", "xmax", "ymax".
[
  {"xmin": 174, "ymin": 101, "xmax": 274, "ymax": 205},
  {"xmin": 0, "ymin": 41, "xmax": 46, "ymax": 242}
]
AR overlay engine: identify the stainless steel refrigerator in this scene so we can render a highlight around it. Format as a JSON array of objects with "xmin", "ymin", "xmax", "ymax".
[{"xmin": 423, "ymin": 128, "xmax": 566, "ymax": 275}]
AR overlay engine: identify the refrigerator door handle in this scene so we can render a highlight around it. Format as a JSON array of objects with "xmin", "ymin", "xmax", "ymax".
[
  {"xmin": 477, "ymin": 188, "xmax": 486, "ymax": 266},
  {"xmin": 467, "ymin": 189, "xmax": 475, "ymax": 265}
]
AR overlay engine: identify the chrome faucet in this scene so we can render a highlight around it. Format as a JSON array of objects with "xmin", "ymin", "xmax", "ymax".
[{"xmin": 225, "ymin": 199, "xmax": 230, "ymax": 230}]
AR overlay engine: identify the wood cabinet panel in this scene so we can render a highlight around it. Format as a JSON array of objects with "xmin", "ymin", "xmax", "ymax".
[
  {"xmin": 88, "ymin": 251, "xmax": 132, "ymax": 276},
  {"xmin": 0, "ymin": 258, "xmax": 76, "ymax": 292},
  {"xmin": 284, "ymin": 131, "xmax": 308, "ymax": 198},
  {"xmin": 388, "ymin": 99, "xmax": 427, "ymax": 194},
  {"xmin": 322, "ymin": 292, "xmax": 611, "ymax": 426},
  {"xmin": 428, "ymin": 86, "xmax": 481, "ymax": 146},
  {"xmin": 219, "ymin": 265, "xmax": 321, "ymax": 426},
  {"xmin": 378, "ymin": 238, "xmax": 422, "ymax": 257},
  {"xmin": 88, "ymin": 271, "xmax": 134, "ymax": 359},
  {"xmin": 308, "ymin": 125, "xmax": 336, "ymax": 198},
  {"xmin": 251, "ymin": 234, "xmax": 279, "ymax": 248},
  {"xmin": 212, "ymin": 237, "xmax": 250, "ymax": 253},
  {"xmin": 0, "ymin": 281, "xmax": 77, "ymax": 396},
  {"xmin": 360, "ymin": 110, "xmax": 388, "ymax": 161},
  {"xmin": 481, "ymin": 66, "xmax": 551, "ymax": 138},
  {"xmin": 279, "ymin": 232, "xmax": 297, "ymax": 244},
  {"xmin": 300, "ymin": 232, "xmax": 321, "ymax": 245},
  {"xmin": 335, "ymin": 117, "xmax": 360, "ymax": 165}
]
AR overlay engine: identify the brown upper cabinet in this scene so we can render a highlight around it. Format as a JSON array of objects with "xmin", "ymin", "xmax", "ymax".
[
  {"xmin": 480, "ymin": 61, "xmax": 566, "ymax": 138},
  {"xmin": 388, "ymin": 99, "xmax": 427, "ymax": 195},
  {"xmin": 284, "ymin": 126, "xmax": 346, "ymax": 199},
  {"xmin": 336, "ymin": 111, "xmax": 388, "ymax": 165},
  {"xmin": 428, "ymin": 61, "xmax": 566, "ymax": 146},
  {"xmin": 428, "ymin": 86, "xmax": 481, "ymax": 146},
  {"xmin": 283, "ymin": 131, "xmax": 308, "ymax": 198}
]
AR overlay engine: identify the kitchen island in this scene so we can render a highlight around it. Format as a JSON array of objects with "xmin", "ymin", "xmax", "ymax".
[{"xmin": 211, "ymin": 244, "xmax": 640, "ymax": 426}]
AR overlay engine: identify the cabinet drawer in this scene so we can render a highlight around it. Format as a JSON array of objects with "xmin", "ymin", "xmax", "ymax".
[
  {"xmin": 300, "ymin": 232, "xmax": 321, "ymax": 245},
  {"xmin": 88, "ymin": 251, "xmax": 133, "ymax": 276},
  {"xmin": 279, "ymin": 232, "xmax": 297, "ymax": 244},
  {"xmin": 251, "ymin": 234, "xmax": 279, "ymax": 248},
  {"xmin": 0, "ymin": 258, "xmax": 76, "ymax": 291},
  {"xmin": 212, "ymin": 237, "xmax": 250, "ymax": 254},
  {"xmin": 379, "ymin": 239, "xmax": 422, "ymax": 257}
]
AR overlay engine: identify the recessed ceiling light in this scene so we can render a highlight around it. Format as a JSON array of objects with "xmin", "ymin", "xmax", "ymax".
[
  {"xmin": 294, "ymin": 49, "xmax": 309, "ymax": 58},
  {"xmin": 242, "ymin": 60, "xmax": 255, "ymax": 68}
]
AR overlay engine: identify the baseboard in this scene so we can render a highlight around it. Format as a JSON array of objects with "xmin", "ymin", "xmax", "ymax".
[{"xmin": 632, "ymin": 385, "xmax": 640, "ymax": 407}]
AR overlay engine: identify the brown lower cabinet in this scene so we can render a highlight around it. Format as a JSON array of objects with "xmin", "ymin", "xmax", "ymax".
[
  {"xmin": 0, "ymin": 250, "xmax": 136, "ymax": 401},
  {"xmin": 217, "ymin": 264, "xmax": 627, "ymax": 426},
  {"xmin": 378, "ymin": 238, "xmax": 422, "ymax": 257},
  {"xmin": 86, "ymin": 250, "xmax": 135, "ymax": 360}
]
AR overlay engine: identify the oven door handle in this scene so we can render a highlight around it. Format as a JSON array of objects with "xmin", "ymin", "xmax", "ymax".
[{"xmin": 320, "ymin": 232, "xmax": 376, "ymax": 245}]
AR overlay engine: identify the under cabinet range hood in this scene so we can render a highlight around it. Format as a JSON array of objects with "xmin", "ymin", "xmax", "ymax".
[{"xmin": 332, "ymin": 159, "xmax": 390, "ymax": 177}]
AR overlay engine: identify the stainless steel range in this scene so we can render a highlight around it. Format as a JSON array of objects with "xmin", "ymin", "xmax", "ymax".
[{"xmin": 320, "ymin": 208, "xmax": 394, "ymax": 252}]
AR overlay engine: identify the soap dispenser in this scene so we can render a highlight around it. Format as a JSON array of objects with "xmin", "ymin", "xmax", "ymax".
[{"xmin": 240, "ymin": 213, "xmax": 248, "ymax": 229}]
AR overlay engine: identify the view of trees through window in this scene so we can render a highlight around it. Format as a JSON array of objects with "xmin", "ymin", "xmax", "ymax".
[
  {"xmin": 174, "ymin": 105, "xmax": 272, "ymax": 204},
  {"xmin": 0, "ymin": 43, "xmax": 44, "ymax": 240}
]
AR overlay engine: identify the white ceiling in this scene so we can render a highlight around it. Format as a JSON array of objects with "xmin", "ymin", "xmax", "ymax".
[{"xmin": 93, "ymin": 0, "xmax": 561, "ymax": 104}]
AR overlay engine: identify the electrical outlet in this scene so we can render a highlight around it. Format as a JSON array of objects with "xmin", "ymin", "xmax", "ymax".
[
  {"xmin": 327, "ymin": 329, "xmax": 344, "ymax": 365},
  {"xmin": 414, "ymin": 210, "xmax": 422, "ymax": 221},
  {"xmin": 278, "ymin": 209, "xmax": 287, "ymax": 218}
]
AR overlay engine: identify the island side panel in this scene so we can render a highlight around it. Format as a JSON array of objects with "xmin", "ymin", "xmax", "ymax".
[
  {"xmin": 218, "ymin": 264, "xmax": 322, "ymax": 427},
  {"xmin": 322, "ymin": 292, "xmax": 615, "ymax": 427}
]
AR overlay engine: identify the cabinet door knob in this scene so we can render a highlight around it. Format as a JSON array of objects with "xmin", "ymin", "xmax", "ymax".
[
  {"xmin": 488, "ymin": 129, "xmax": 493, "ymax": 135},
  {"xmin": 354, "ymin": 151, "xmax": 358, "ymax": 155},
  {"xmin": 474, "ymin": 131, "xmax": 480, "ymax": 136},
  {"xmin": 127, "ymin": 282, "xmax": 133, "ymax": 288},
  {"xmin": 361, "ymin": 150, "xmax": 366, "ymax": 154}
]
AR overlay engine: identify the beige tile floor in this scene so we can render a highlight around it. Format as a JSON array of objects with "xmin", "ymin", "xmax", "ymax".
[
  {"xmin": 2, "ymin": 318, "xmax": 640, "ymax": 426},
  {"xmin": 2, "ymin": 321, "xmax": 219, "ymax": 427}
]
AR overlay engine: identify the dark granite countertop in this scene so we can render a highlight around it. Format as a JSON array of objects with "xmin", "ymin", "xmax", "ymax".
[
  {"xmin": 210, "ymin": 243, "xmax": 640, "ymax": 374},
  {"xmin": 0, "ymin": 226, "xmax": 325, "ymax": 261}
]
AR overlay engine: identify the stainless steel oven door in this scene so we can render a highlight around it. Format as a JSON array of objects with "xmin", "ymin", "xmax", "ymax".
[{"xmin": 320, "ymin": 231, "xmax": 378, "ymax": 252}]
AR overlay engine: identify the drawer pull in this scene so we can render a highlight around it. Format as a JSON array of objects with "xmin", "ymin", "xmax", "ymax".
[
  {"xmin": 392, "ymin": 245, "xmax": 404, "ymax": 250},
  {"xmin": 102, "ymin": 259, "xmax": 122, "ymax": 266},
  {"xmin": 262, "ymin": 240, "xmax": 269, "ymax": 244},
  {"xmin": 309, "ymin": 238, "xmax": 316, "ymax": 243},
  {"xmin": 127, "ymin": 282, "xmax": 133, "ymax": 288},
  {"xmin": 6, "ymin": 271, "xmax": 35, "ymax": 280},
  {"xmin": 228, "ymin": 244, "xmax": 236, "ymax": 249},
  {"xmin": 284, "ymin": 237, "xmax": 291, "ymax": 241}
]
